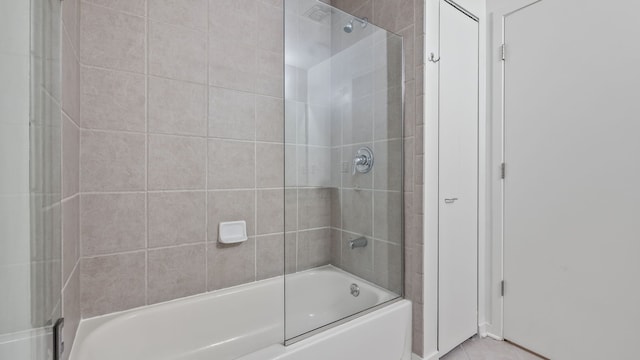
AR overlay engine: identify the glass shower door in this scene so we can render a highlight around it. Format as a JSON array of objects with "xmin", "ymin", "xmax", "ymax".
[
  {"xmin": 284, "ymin": 0, "xmax": 404, "ymax": 342},
  {"xmin": 0, "ymin": 0, "xmax": 62, "ymax": 357}
]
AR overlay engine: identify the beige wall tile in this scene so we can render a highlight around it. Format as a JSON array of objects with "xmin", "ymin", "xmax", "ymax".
[
  {"xmin": 81, "ymin": 251, "xmax": 146, "ymax": 317},
  {"xmin": 84, "ymin": 0, "xmax": 145, "ymax": 16},
  {"xmin": 62, "ymin": 32, "xmax": 80, "ymax": 123},
  {"xmin": 372, "ymin": 0, "xmax": 413, "ymax": 33},
  {"xmin": 62, "ymin": 266, "xmax": 80, "ymax": 360},
  {"xmin": 62, "ymin": 114, "xmax": 79, "ymax": 198},
  {"xmin": 255, "ymin": 49, "xmax": 283, "ymax": 97},
  {"xmin": 148, "ymin": 191, "xmax": 206, "ymax": 247},
  {"xmin": 256, "ymin": 143, "xmax": 283, "ymax": 188},
  {"xmin": 80, "ymin": 130, "xmax": 145, "ymax": 191},
  {"xmin": 80, "ymin": 3, "xmax": 145, "ymax": 72},
  {"xmin": 399, "ymin": 25, "xmax": 415, "ymax": 82},
  {"xmin": 148, "ymin": 0, "xmax": 208, "ymax": 31},
  {"xmin": 149, "ymin": 21, "xmax": 207, "ymax": 83},
  {"xmin": 374, "ymin": 87, "xmax": 403, "ymax": 140},
  {"xmin": 284, "ymin": 144, "xmax": 297, "ymax": 187},
  {"xmin": 148, "ymin": 244, "xmax": 206, "ymax": 304},
  {"xmin": 148, "ymin": 76, "xmax": 207, "ymax": 136},
  {"xmin": 343, "ymin": 95, "xmax": 374, "ymax": 144},
  {"xmin": 298, "ymin": 228, "xmax": 332, "ymax": 271},
  {"xmin": 209, "ymin": 0, "xmax": 257, "ymax": 47},
  {"xmin": 81, "ymin": 193, "xmax": 146, "ymax": 256},
  {"xmin": 373, "ymin": 191, "xmax": 402, "ymax": 243},
  {"xmin": 208, "ymin": 190, "xmax": 255, "ymax": 241},
  {"xmin": 342, "ymin": 189, "xmax": 373, "ymax": 236},
  {"xmin": 208, "ymin": 139, "xmax": 255, "ymax": 189},
  {"xmin": 372, "ymin": 240, "xmax": 402, "ymax": 294},
  {"xmin": 330, "ymin": 188, "xmax": 341, "ymax": 228},
  {"xmin": 207, "ymin": 238, "xmax": 256, "ymax": 291},
  {"xmin": 208, "ymin": 87, "xmax": 255, "ymax": 140},
  {"xmin": 62, "ymin": 0, "xmax": 79, "ymax": 53},
  {"xmin": 374, "ymin": 139, "xmax": 403, "ymax": 191},
  {"xmin": 209, "ymin": 39, "xmax": 256, "ymax": 92},
  {"xmin": 404, "ymin": 81, "xmax": 416, "ymax": 136},
  {"xmin": 256, "ymin": 95, "xmax": 284, "ymax": 142},
  {"xmin": 331, "ymin": 0, "xmax": 370, "ymax": 14},
  {"xmin": 330, "ymin": 228, "xmax": 341, "ymax": 267},
  {"xmin": 298, "ymin": 188, "xmax": 331, "ymax": 230},
  {"xmin": 80, "ymin": 66, "xmax": 146, "ymax": 132},
  {"xmin": 256, "ymin": 1, "xmax": 283, "ymax": 52},
  {"xmin": 62, "ymin": 196, "xmax": 79, "ymax": 282},
  {"xmin": 284, "ymin": 232, "xmax": 297, "ymax": 274},
  {"xmin": 260, "ymin": 0, "xmax": 283, "ymax": 8},
  {"xmin": 148, "ymin": 134, "xmax": 206, "ymax": 190},
  {"xmin": 285, "ymin": 189, "xmax": 297, "ymax": 232},
  {"xmin": 257, "ymin": 189, "xmax": 284, "ymax": 235},
  {"xmin": 403, "ymin": 137, "xmax": 414, "ymax": 192},
  {"xmin": 209, "ymin": 0, "xmax": 258, "ymax": 91},
  {"xmin": 256, "ymin": 233, "xmax": 284, "ymax": 280}
]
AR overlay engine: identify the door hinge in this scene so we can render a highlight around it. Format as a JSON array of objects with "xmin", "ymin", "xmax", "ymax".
[
  {"xmin": 500, "ymin": 44, "xmax": 506, "ymax": 61},
  {"xmin": 501, "ymin": 163, "xmax": 506, "ymax": 179},
  {"xmin": 500, "ymin": 281, "xmax": 505, "ymax": 297}
]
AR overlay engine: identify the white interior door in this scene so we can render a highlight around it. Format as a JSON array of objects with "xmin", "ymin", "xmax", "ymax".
[
  {"xmin": 503, "ymin": 1, "xmax": 640, "ymax": 359},
  {"xmin": 438, "ymin": 1, "xmax": 479, "ymax": 356}
]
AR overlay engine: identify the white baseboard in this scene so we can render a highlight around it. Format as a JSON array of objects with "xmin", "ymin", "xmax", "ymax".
[
  {"xmin": 486, "ymin": 332, "xmax": 504, "ymax": 341},
  {"xmin": 478, "ymin": 322, "xmax": 490, "ymax": 337}
]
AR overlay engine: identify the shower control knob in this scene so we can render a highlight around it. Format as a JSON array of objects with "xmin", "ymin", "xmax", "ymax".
[{"xmin": 352, "ymin": 147, "xmax": 374, "ymax": 175}]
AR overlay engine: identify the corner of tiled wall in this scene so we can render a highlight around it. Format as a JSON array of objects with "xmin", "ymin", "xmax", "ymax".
[{"xmin": 61, "ymin": 0, "xmax": 82, "ymax": 357}]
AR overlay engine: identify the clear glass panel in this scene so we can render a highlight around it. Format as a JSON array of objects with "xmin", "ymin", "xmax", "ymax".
[
  {"xmin": 284, "ymin": 0, "xmax": 404, "ymax": 342},
  {"xmin": 0, "ymin": 0, "xmax": 62, "ymax": 357}
]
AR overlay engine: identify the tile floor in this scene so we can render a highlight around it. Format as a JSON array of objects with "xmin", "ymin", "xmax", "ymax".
[{"xmin": 440, "ymin": 336, "xmax": 544, "ymax": 360}]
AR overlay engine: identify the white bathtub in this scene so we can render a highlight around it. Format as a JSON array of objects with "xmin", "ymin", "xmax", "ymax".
[{"xmin": 70, "ymin": 266, "xmax": 412, "ymax": 360}]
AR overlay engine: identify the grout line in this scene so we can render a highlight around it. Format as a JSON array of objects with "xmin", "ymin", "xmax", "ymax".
[
  {"xmin": 254, "ymin": 81, "xmax": 259, "ymax": 279},
  {"xmin": 81, "ymin": 248, "xmax": 148, "ymax": 260},
  {"xmin": 204, "ymin": 0, "xmax": 211, "ymax": 293},
  {"xmin": 143, "ymin": 0, "xmax": 149, "ymax": 306}
]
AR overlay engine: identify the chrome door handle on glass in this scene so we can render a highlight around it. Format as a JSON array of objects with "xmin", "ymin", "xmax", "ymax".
[
  {"xmin": 444, "ymin": 198, "xmax": 458, "ymax": 204},
  {"xmin": 352, "ymin": 147, "xmax": 374, "ymax": 175}
]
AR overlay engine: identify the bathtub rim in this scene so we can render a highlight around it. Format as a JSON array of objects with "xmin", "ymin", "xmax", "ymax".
[
  {"xmin": 284, "ymin": 295, "xmax": 404, "ymax": 345},
  {"xmin": 70, "ymin": 265, "xmax": 404, "ymax": 359}
]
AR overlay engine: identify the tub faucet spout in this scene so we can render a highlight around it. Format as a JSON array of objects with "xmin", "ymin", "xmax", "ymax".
[{"xmin": 349, "ymin": 237, "xmax": 368, "ymax": 250}]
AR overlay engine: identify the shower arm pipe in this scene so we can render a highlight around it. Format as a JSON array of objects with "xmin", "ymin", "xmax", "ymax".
[
  {"xmin": 352, "ymin": 17, "xmax": 369, "ymax": 27},
  {"xmin": 353, "ymin": 17, "xmax": 368, "ymax": 26}
]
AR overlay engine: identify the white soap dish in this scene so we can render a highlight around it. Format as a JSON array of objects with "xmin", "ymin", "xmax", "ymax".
[{"xmin": 218, "ymin": 221, "xmax": 248, "ymax": 244}]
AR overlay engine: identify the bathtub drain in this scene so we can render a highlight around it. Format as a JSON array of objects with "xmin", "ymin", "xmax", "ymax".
[{"xmin": 350, "ymin": 283, "xmax": 360, "ymax": 297}]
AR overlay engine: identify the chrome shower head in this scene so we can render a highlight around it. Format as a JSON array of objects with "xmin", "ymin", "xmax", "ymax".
[
  {"xmin": 343, "ymin": 17, "xmax": 368, "ymax": 33},
  {"xmin": 344, "ymin": 20, "xmax": 354, "ymax": 33}
]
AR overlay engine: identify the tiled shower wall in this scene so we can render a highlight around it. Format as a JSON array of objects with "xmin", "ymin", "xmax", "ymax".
[
  {"xmin": 74, "ymin": 0, "xmax": 424, "ymax": 356},
  {"xmin": 77, "ymin": 0, "xmax": 288, "ymax": 318},
  {"xmin": 329, "ymin": 0, "xmax": 425, "ymax": 356},
  {"xmin": 327, "ymin": 13, "xmax": 404, "ymax": 296}
]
